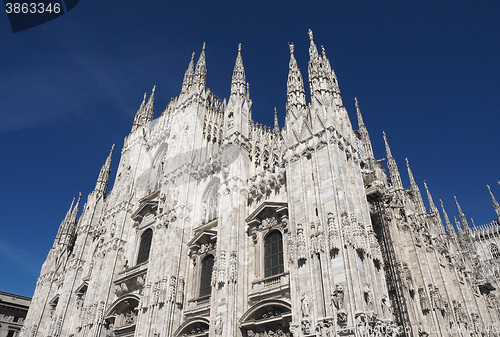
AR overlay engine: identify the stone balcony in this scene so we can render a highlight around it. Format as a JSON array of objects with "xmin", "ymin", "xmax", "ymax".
[{"xmin": 249, "ymin": 272, "xmax": 290, "ymax": 303}]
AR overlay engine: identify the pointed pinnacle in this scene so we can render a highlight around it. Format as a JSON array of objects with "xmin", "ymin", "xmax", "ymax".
[
  {"xmin": 382, "ymin": 131, "xmax": 392, "ymax": 158},
  {"xmin": 65, "ymin": 197, "xmax": 76, "ymax": 221},
  {"xmin": 355, "ymin": 97, "xmax": 364, "ymax": 126},
  {"xmin": 307, "ymin": 29, "xmax": 318, "ymax": 58},
  {"xmin": 440, "ymin": 199, "xmax": 454, "ymax": 234},
  {"xmin": 139, "ymin": 93, "xmax": 147, "ymax": 110},
  {"xmin": 70, "ymin": 192, "xmax": 82, "ymax": 223},
  {"xmin": 488, "ymin": 184, "xmax": 500, "ymax": 218},
  {"xmin": 194, "ymin": 42, "xmax": 207, "ymax": 87},
  {"xmin": 274, "ymin": 107, "xmax": 279, "ymax": 131},
  {"xmin": 147, "ymin": 86, "xmax": 155, "ymax": 103},
  {"xmin": 405, "ymin": 158, "xmax": 416, "ymax": 185},
  {"xmin": 231, "ymin": 43, "xmax": 246, "ymax": 97},
  {"xmin": 423, "ymin": 181, "xmax": 438, "ymax": 213}
]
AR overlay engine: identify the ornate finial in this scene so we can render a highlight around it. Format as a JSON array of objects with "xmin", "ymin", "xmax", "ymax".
[
  {"xmin": 382, "ymin": 131, "xmax": 391, "ymax": 157},
  {"xmin": 355, "ymin": 97, "xmax": 359, "ymax": 108},
  {"xmin": 152, "ymin": 85, "xmax": 156, "ymax": 94},
  {"xmin": 308, "ymin": 29, "xmax": 314, "ymax": 41},
  {"xmin": 191, "ymin": 52, "xmax": 195, "ymax": 60},
  {"xmin": 274, "ymin": 107, "xmax": 279, "ymax": 131},
  {"xmin": 321, "ymin": 45, "xmax": 326, "ymax": 56},
  {"xmin": 488, "ymin": 184, "xmax": 500, "ymax": 219},
  {"xmin": 230, "ymin": 42, "xmax": 246, "ymax": 97},
  {"xmin": 289, "ymin": 42, "xmax": 295, "ymax": 55},
  {"xmin": 202, "ymin": 42, "xmax": 206, "ymax": 51},
  {"xmin": 143, "ymin": 92, "xmax": 147, "ymax": 101}
]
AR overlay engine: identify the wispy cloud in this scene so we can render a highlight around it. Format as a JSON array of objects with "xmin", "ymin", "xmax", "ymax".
[{"xmin": 0, "ymin": 238, "xmax": 43, "ymax": 276}]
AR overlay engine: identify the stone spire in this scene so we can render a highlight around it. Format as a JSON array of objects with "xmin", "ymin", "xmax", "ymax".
[
  {"xmin": 286, "ymin": 42, "xmax": 306, "ymax": 113},
  {"xmin": 230, "ymin": 43, "xmax": 246, "ymax": 97},
  {"xmin": 95, "ymin": 144, "xmax": 115, "ymax": 196},
  {"xmin": 131, "ymin": 86, "xmax": 155, "ymax": 133},
  {"xmin": 423, "ymin": 181, "xmax": 439, "ymax": 216},
  {"xmin": 274, "ymin": 107, "xmax": 279, "ymax": 132},
  {"xmin": 355, "ymin": 98, "xmax": 375, "ymax": 161},
  {"xmin": 54, "ymin": 197, "xmax": 75, "ymax": 244},
  {"xmin": 131, "ymin": 92, "xmax": 147, "ymax": 132},
  {"xmin": 193, "ymin": 42, "xmax": 207, "ymax": 89},
  {"xmin": 440, "ymin": 199, "xmax": 455, "ymax": 235},
  {"xmin": 488, "ymin": 185, "xmax": 500, "ymax": 219},
  {"xmin": 454, "ymin": 216, "xmax": 464, "ymax": 235},
  {"xmin": 307, "ymin": 30, "xmax": 334, "ymax": 96},
  {"xmin": 144, "ymin": 85, "xmax": 155, "ymax": 121},
  {"xmin": 181, "ymin": 52, "xmax": 195, "ymax": 94},
  {"xmin": 69, "ymin": 193, "xmax": 81, "ymax": 226},
  {"xmin": 406, "ymin": 158, "xmax": 425, "ymax": 214},
  {"xmin": 383, "ymin": 131, "xmax": 403, "ymax": 192},
  {"xmin": 454, "ymin": 196, "xmax": 471, "ymax": 234}
]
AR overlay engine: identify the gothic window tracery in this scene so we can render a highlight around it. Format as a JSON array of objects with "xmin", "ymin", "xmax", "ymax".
[
  {"xmin": 264, "ymin": 231, "xmax": 284, "ymax": 277},
  {"xmin": 202, "ymin": 179, "xmax": 220, "ymax": 224},
  {"xmin": 137, "ymin": 228, "xmax": 153, "ymax": 264}
]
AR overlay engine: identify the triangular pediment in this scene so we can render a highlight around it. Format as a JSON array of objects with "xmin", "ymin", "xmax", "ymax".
[
  {"xmin": 131, "ymin": 191, "xmax": 160, "ymax": 221},
  {"xmin": 188, "ymin": 229, "xmax": 217, "ymax": 248},
  {"xmin": 246, "ymin": 201, "xmax": 288, "ymax": 226}
]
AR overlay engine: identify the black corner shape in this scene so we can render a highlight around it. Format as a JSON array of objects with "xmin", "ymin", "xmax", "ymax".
[{"xmin": 4, "ymin": 0, "xmax": 79, "ymax": 33}]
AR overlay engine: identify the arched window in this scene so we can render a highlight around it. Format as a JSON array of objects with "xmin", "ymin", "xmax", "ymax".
[
  {"xmin": 491, "ymin": 243, "xmax": 500, "ymax": 259},
  {"xmin": 199, "ymin": 255, "xmax": 214, "ymax": 297},
  {"xmin": 264, "ymin": 231, "xmax": 284, "ymax": 278},
  {"xmin": 137, "ymin": 228, "xmax": 153, "ymax": 264}
]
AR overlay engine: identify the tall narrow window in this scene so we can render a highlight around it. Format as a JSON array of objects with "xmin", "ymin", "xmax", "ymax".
[
  {"xmin": 491, "ymin": 243, "xmax": 500, "ymax": 259},
  {"xmin": 199, "ymin": 255, "xmax": 214, "ymax": 297},
  {"xmin": 137, "ymin": 228, "xmax": 153, "ymax": 264},
  {"xmin": 264, "ymin": 231, "xmax": 284, "ymax": 277}
]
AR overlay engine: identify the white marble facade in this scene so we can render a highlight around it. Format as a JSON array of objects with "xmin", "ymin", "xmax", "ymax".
[{"xmin": 21, "ymin": 31, "xmax": 500, "ymax": 337}]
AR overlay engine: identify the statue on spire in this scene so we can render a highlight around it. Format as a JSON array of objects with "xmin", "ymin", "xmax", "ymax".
[
  {"xmin": 181, "ymin": 52, "xmax": 195, "ymax": 94},
  {"xmin": 230, "ymin": 43, "xmax": 246, "ymax": 97},
  {"xmin": 95, "ymin": 144, "xmax": 115, "ymax": 197},
  {"xmin": 274, "ymin": 107, "xmax": 279, "ymax": 132},
  {"xmin": 487, "ymin": 185, "xmax": 500, "ymax": 219}
]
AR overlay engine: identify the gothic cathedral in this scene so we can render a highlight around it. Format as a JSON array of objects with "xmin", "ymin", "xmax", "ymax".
[{"xmin": 21, "ymin": 31, "xmax": 500, "ymax": 337}]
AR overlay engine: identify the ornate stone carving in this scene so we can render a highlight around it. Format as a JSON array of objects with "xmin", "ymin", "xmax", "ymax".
[
  {"xmin": 418, "ymin": 287, "xmax": 430, "ymax": 314},
  {"xmin": 327, "ymin": 212, "xmax": 340, "ymax": 251},
  {"xmin": 175, "ymin": 277, "xmax": 184, "ymax": 305},
  {"xmin": 297, "ymin": 223, "xmax": 306, "ymax": 261},
  {"xmin": 331, "ymin": 284, "xmax": 344, "ymax": 310},
  {"xmin": 341, "ymin": 212, "xmax": 351, "ymax": 245},
  {"xmin": 301, "ymin": 319, "xmax": 311, "ymax": 335},
  {"xmin": 300, "ymin": 293, "xmax": 310, "ymax": 317},
  {"xmin": 214, "ymin": 315, "xmax": 223, "ymax": 336},
  {"xmin": 228, "ymin": 251, "xmax": 237, "ymax": 283},
  {"xmin": 218, "ymin": 250, "xmax": 226, "ymax": 285},
  {"xmin": 287, "ymin": 232, "xmax": 295, "ymax": 263}
]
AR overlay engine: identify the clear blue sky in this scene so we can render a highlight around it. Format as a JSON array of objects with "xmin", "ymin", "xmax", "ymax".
[{"xmin": 1, "ymin": 1, "xmax": 499, "ymax": 297}]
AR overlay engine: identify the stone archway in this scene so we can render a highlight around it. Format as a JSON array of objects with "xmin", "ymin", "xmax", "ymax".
[
  {"xmin": 173, "ymin": 317, "xmax": 210, "ymax": 337},
  {"xmin": 239, "ymin": 299, "xmax": 292, "ymax": 337},
  {"xmin": 103, "ymin": 295, "xmax": 139, "ymax": 337}
]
